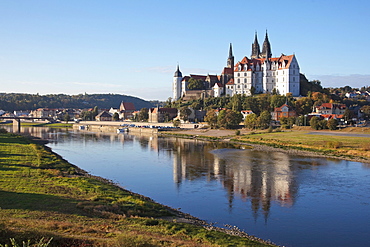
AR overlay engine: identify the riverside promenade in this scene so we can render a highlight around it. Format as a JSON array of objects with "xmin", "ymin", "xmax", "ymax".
[{"xmin": 73, "ymin": 121, "xmax": 204, "ymax": 134}]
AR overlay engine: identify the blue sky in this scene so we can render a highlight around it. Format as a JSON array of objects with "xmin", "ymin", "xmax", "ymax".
[{"xmin": 1, "ymin": 0, "xmax": 369, "ymax": 100}]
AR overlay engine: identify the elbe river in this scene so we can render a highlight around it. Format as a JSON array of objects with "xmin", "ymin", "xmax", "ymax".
[{"xmin": 6, "ymin": 126, "xmax": 370, "ymax": 247}]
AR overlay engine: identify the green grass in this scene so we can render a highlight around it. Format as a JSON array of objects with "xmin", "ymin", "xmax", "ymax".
[
  {"xmin": 0, "ymin": 132, "xmax": 273, "ymax": 246},
  {"xmin": 233, "ymin": 130, "xmax": 370, "ymax": 161}
]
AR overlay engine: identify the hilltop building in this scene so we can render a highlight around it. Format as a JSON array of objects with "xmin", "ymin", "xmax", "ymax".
[{"xmin": 172, "ymin": 31, "xmax": 300, "ymax": 101}]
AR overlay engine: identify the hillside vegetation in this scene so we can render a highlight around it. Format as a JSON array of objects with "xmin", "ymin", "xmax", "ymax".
[
  {"xmin": 0, "ymin": 93, "xmax": 154, "ymax": 111},
  {"xmin": 0, "ymin": 131, "xmax": 272, "ymax": 247}
]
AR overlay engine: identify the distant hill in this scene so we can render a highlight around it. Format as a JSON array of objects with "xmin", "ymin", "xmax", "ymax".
[{"xmin": 0, "ymin": 93, "xmax": 154, "ymax": 111}]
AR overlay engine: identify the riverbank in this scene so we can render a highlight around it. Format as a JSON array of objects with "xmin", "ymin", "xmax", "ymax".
[
  {"xmin": 162, "ymin": 127, "xmax": 370, "ymax": 164},
  {"xmin": 0, "ymin": 132, "xmax": 275, "ymax": 247}
]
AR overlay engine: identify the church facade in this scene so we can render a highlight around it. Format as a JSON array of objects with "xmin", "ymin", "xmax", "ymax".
[{"xmin": 172, "ymin": 31, "xmax": 300, "ymax": 101}]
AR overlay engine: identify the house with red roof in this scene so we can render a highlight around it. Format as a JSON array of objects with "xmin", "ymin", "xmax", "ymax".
[
  {"xmin": 314, "ymin": 103, "xmax": 346, "ymax": 115},
  {"xmin": 272, "ymin": 103, "xmax": 297, "ymax": 121}
]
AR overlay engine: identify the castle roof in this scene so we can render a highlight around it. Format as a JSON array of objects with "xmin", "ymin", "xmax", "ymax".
[{"xmin": 234, "ymin": 54, "xmax": 296, "ymax": 72}]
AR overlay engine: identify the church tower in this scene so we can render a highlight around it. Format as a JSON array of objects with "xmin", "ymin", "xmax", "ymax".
[
  {"xmin": 251, "ymin": 32, "xmax": 260, "ymax": 59},
  {"xmin": 261, "ymin": 30, "xmax": 272, "ymax": 59},
  {"xmin": 173, "ymin": 64, "xmax": 183, "ymax": 101},
  {"xmin": 227, "ymin": 43, "xmax": 234, "ymax": 69}
]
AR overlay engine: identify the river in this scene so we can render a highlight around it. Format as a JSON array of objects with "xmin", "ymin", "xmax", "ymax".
[{"xmin": 5, "ymin": 126, "xmax": 370, "ymax": 247}]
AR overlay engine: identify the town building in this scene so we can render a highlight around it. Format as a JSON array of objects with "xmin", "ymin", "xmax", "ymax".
[
  {"xmin": 173, "ymin": 31, "xmax": 300, "ymax": 101},
  {"xmin": 95, "ymin": 111, "xmax": 112, "ymax": 121},
  {"xmin": 272, "ymin": 103, "xmax": 297, "ymax": 121},
  {"xmin": 148, "ymin": 107, "xmax": 178, "ymax": 123},
  {"xmin": 314, "ymin": 103, "xmax": 346, "ymax": 115}
]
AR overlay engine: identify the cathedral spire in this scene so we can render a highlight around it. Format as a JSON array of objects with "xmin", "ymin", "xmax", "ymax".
[
  {"xmin": 227, "ymin": 43, "xmax": 234, "ymax": 69},
  {"xmin": 174, "ymin": 64, "xmax": 182, "ymax": 77},
  {"xmin": 251, "ymin": 31, "xmax": 260, "ymax": 59},
  {"xmin": 229, "ymin": 43, "xmax": 233, "ymax": 58},
  {"xmin": 261, "ymin": 30, "xmax": 272, "ymax": 59}
]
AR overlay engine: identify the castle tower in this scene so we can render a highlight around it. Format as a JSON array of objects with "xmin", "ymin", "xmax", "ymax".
[
  {"xmin": 251, "ymin": 32, "xmax": 260, "ymax": 59},
  {"xmin": 173, "ymin": 64, "xmax": 183, "ymax": 101},
  {"xmin": 261, "ymin": 30, "xmax": 272, "ymax": 59},
  {"xmin": 227, "ymin": 43, "xmax": 234, "ymax": 69}
]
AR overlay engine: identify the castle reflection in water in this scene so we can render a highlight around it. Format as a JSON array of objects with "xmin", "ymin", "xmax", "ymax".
[{"xmin": 11, "ymin": 127, "xmax": 327, "ymax": 221}]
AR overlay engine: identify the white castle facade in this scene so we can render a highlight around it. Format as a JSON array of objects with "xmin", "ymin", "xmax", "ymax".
[{"xmin": 173, "ymin": 31, "xmax": 300, "ymax": 101}]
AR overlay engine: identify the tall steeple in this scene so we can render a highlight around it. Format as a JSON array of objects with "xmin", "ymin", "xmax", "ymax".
[
  {"xmin": 251, "ymin": 31, "xmax": 260, "ymax": 59},
  {"xmin": 227, "ymin": 43, "xmax": 234, "ymax": 69},
  {"xmin": 174, "ymin": 64, "xmax": 182, "ymax": 77},
  {"xmin": 261, "ymin": 30, "xmax": 272, "ymax": 59}
]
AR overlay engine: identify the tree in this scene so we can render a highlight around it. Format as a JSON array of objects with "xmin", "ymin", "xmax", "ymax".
[
  {"xmin": 257, "ymin": 110, "xmax": 272, "ymax": 129},
  {"xmin": 180, "ymin": 107, "xmax": 192, "ymax": 122},
  {"xmin": 138, "ymin": 108, "xmax": 149, "ymax": 122},
  {"xmin": 173, "ymin": 119, "xmax": 180, "ymax": 127},
  {"xmin": 361, "ymin": 105, "xmax": 370, "ymax": 120},
  {"xmin": 112, "ymin": 112, "xmax": 119, "ymax": 121},
  {"xmin": 92, "ymin": 106, "xmax": 99, "ymax": 119},
  {"xmin": 343, "ymin": 108, "xmax": 355, "ymax": 122},
  {"xmin": 231, "ymin": 94, "xmax": 242, "ymax": 112},
  {"xmin": 309, "ymin": 116, "xmax": 320, "ymax": 130},
  {"xmin": 250, "ymin": 86, "xmax": 256, "ymax": 96},
  {"xmin": 244, "ymin": 113, "xmax": 258, "ymax": 129},
  {"xmin": 187, "ymin": 78, "xmax": 204, "ymax": 90},
  {"xmin": 204, "ymin": 109, "xmax": 217, "ymax": 128},
  {"xmin": 64, "ymin": 113, "xmax": 71, "ymax": 123},
  {"xmin": 327, "ymin": 118, "xmax": 338, "ymax": 130},
  {"xmin": 218, "ymin": 110, "xmax": 243, "ymax": 129}
]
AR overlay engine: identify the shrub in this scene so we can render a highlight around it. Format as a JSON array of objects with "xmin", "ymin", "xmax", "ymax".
[
  {"xmin": 0, "ymin": 128, "xmax": 7, "ymax": 134},
  {"xmin": 235, "ymin": 130, "xmax": 240, "ymax": 136}
]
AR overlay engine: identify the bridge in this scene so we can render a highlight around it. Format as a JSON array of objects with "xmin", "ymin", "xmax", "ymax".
[{"xmin": 0, "ymin": 116, "xmax": 54, "ymax": 132}]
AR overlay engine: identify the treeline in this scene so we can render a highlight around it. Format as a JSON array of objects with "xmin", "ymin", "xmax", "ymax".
[{"xmin": 0, "ymin": 93, "xmax": 153, "ymax": 111}]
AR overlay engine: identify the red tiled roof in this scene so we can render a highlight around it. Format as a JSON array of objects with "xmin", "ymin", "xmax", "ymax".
[
  {"xmin": 226, "ymin": 78, "xmax": 234, "ymax": 85},
  {"xmin": 222, "ymin": 67, "xmax": 233, "ymax": 74}
]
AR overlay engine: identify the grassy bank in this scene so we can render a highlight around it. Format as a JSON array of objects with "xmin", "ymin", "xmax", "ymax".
[
  {"xmin": 0, "ymin": 131, "xmax": 273, "ymax": 247},
  {"xmin": 232, "ymin": 129, "xmax": 370, "ymax": 162}
]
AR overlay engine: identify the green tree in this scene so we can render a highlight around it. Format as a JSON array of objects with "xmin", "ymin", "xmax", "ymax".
[
  {"xmin": 92, "ymin": 106, "xmax": 99, "ymax": 119},
  {"xmin": 327, "ymin": 118, "xmax": 338, "ymax": 130},
  {"xmin": 361, "ymin": 105, "xmax": 370, "ymax": 120},
  {"xmin": 64, "ymin": 113, "xmax": 71, "ymax": 123},
  {"xmin": 257, "ymin": 110, "xmax": 272, "ymax": 129},
  {"xmin": 343, "ymin": 108, "xmax": 355, "ymax": 122},
  {"xmin": 112, "ymin": 112, "xmax": 119, "ymax": 121},
  {"xmin": 138, "ymin": 108, "xmax": 149, "ymax": 122},
  {"xmin": 218, "ymin": 110, "xmax": 242, "ymax": 129},
  {"xmin": 309, "ymin": 116, "xmax": 320, "ymax": 130},
  {"xmin": 244, "ymin": 113, "xmax": 258, "ymax": 129},
  {"xmin": 179, "ymin": 107, "xmax": 192, "ymax": 122},
  {"xmin": 231, "ymin": 94, "xmax": 242, "ymax": 112},
  {"xmin": 187, "ymin": 78, "xmax": 204, "ymax": 90},
  {"xmin": 173, "ymin": 119, "xmax": 180, "ymax": 127},
  {"xmin": 319, "ymin": 119, "xmax": 328, "ymax": 130},
  {"xmin": 204, "ymin": 109, "xmax": 217, "ymax": 128}
]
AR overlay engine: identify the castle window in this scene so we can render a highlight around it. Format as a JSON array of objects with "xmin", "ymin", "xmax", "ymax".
[
  {"xmin": 244, "ymin": 79, "xmax": 246, "ymax": 83},
  {"xmin": 244, "ymin": 73, "xmax": 247, "ymax": 76},
  {"xmin": 237, "ymin": 79, "xmax": 240, "ymax": 83},
  {"xmin": 237, "ymin": 73, "xmax": 240, "ymax": 77}
]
